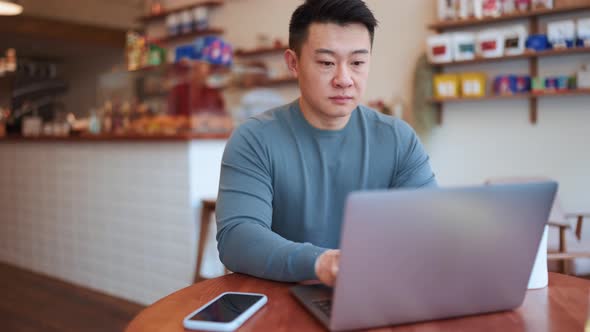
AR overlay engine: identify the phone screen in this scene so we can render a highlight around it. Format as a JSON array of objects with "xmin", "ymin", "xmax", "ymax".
[{"xmin": 187, "ymin": 293, "xmax": 264, "ymax": 323}]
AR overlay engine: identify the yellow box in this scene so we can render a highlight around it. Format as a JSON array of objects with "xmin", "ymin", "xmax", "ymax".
[
  {"xmin": 433, "ymin": 74, "xmax": 460, "ymax": 99},
  {"xmin": 460, "ymin": 72, "xmax": 487, "ymax": 98}
]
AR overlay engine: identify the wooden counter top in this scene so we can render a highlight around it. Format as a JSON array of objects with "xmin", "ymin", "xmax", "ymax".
[{"xmin": 0, "ymin": 133, "xmax": 231, "ymax": 142}]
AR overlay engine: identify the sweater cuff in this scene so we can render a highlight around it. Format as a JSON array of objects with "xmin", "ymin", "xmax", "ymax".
[{"xmin": 296, "ymin": 244, "xmax": 329, "ymax": 281}]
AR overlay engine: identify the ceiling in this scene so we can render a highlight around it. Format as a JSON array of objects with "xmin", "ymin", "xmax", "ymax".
[{"xmin": 0, "ymin": 0, "xmax": 142, "ymax": 60}]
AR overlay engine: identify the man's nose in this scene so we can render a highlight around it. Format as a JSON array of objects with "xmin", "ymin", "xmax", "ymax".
[{"xmin": 332, "ymin": 65, "xmax": 353, "ymax": 88}]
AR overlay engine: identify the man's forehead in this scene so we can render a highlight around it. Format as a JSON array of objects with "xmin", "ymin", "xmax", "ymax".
[{"xmin": 304, "ymin": 22, "xmax": 371, "ymax": 55}]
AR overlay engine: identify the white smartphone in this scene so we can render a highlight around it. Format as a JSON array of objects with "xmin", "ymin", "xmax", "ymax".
[{"xmin": 182, "ymin": 292, "xmax": 267, "ymax": 332}]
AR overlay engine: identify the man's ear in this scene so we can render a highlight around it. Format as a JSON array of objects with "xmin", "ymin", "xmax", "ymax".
[{"xmin": 284, "ymin": 49, "xmax": 299, "ymax": 79}]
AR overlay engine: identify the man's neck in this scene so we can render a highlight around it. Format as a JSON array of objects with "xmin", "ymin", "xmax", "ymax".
[{"xmin": 298, "ymin": 99, "xmax": 352, "ymax": 131}]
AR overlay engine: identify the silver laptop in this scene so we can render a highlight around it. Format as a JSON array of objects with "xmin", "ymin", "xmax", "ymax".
[{"xmin": 291, "ymin": 182, "xmax": 557, "ymax": 331}]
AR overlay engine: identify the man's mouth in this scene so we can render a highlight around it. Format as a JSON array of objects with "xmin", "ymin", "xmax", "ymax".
[{"xmin": 329, "ymin": 96, "xmax": 353, "ymax": 101}]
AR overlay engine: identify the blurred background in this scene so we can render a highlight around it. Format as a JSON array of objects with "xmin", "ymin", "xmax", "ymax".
[{"xmin": 0, "ymin": 0, "xmax": 589, "ymax": 331}]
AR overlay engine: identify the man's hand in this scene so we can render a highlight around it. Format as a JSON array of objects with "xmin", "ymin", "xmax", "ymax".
[{"xmin": 315, "ymin": 249, "xmax": 341, "ymax": 287}]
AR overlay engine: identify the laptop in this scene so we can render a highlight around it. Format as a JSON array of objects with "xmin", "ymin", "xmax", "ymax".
[{"xmin": 291, "ymin": 182, "xmax": 557, "ymax": 331}]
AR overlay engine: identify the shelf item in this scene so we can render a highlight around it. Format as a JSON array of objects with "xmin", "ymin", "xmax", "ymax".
[
  {"xmin": 504, "ymin": 25, "xmax": 527, "ymax": 55},
  {"xmin": 460, "ymin": 72, "xmax": 487, "ymax": 98},
  {"xmin": 148, "ymin": 28, "xmax": 224, "ymax": 45},
  {"xmin": 453, "ymin": 32, "xmax": 477, "ymax": 61},
  {"xmin": 429, "ymin": 4, "xmax": 590, "ymax": 126},
  {"xmin": 433, "ymin": 73, "xmax": 460, "ymax": 99},
  {"xmin": 428, "ymin": 4, "xmax": 590, "ymax": 31},
  {"xmin": 234, "ymin": 46, "xmax": 287, "ymax": 57},
  {"xmin": 138, "ymin": 0, "xmax": 223, "ymax": 23},
  {"xmin": 548, "ymin": 20, "xmax": 576, "ymax": 49},
  {"xmin": 427, "ymin": 34, "xmax": 454, "ymax": 63},
  {"xmin": 477, "ymin": 29, "xmax": 505, "ymax": 58}
]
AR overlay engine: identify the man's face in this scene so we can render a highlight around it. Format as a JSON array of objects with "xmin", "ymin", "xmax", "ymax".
[{"xmin": 288, "ymin": 22, "xmax": 371, "ymax": 127}]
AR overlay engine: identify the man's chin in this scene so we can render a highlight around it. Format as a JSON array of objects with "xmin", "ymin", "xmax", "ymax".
[{"xmin": 328, "ymin": 103, "xmax": 358, "ymax": 117}]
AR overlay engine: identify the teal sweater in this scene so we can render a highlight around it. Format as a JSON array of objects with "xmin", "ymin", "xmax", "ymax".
[{"xmin": 216, "ymin": 100, "xmax": 436, "ymax": 282}]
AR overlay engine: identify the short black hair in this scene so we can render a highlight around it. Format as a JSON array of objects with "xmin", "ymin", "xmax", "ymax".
[{"xmin": 289, "ymin": 0, "xmax": 378, "ymax": 55}]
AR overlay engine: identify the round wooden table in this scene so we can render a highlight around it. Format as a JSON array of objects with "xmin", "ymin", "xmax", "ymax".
[{"xmin": 126, "ymin": 272, "xmax": 590, "ymax": 332}]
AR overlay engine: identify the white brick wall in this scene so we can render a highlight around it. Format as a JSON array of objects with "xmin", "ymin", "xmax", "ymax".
[{"xmin": 0, "ymin": 140, "xmax": 226, "ymax": 305}]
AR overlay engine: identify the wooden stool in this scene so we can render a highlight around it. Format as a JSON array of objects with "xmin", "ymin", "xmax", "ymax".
[{"xmin": 194, "ymin": 199, "xmax": 229, "ymax": 283}]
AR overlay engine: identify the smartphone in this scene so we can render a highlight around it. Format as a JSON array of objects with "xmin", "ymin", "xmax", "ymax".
[{"xmin": 182, "ymin": 292, "xmax": 267, "ymax": 331}]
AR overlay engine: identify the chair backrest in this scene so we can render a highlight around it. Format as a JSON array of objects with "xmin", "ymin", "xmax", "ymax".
[{"xmin": 485, "ymin": 177, "xmax": 566, "ymax": 225}]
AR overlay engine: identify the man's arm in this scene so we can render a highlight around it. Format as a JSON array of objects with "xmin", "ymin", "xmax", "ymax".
[
  {"xmin": 391, "ymin": 120, "xmax": 437, "ymax": 188},
  {"xmin": 215, "ymin": 122, "xmax": 328, "ymax": 282}
]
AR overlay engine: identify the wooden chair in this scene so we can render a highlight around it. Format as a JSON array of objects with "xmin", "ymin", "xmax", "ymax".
[
  {"xmin": 546, "ymin": 209, "xmax": 590, "ymax": 275},
  {"xmin": 485, "ymin": 177, "xmax": 590, "ymax": 275},
  {"xmin": 194, "ymin": 199, "xmax": 229, "ymax": 283}
]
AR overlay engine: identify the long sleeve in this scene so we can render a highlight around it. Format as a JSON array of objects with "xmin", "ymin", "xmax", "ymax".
[
  {"xmin": 391, "ymin": 120, "xmax": 437, "ymax": 188},
  {"xmin": 215, "ymin": 122, "xmax": 328, "ymax": 282}
]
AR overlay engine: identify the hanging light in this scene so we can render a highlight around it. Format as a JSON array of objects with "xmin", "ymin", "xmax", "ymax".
[{"xmin": 0, "ymin": 0, "xmax": 23, "ymax": 16}]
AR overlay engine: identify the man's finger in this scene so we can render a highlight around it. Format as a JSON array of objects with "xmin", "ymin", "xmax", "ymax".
[{"xmin": 332, "ymin": 262, "xmax": 339, "ymax": 275}]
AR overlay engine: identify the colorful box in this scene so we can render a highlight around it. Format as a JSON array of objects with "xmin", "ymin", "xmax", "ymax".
[
  {"xmin": 476, "ymin": 0, "xmax": 502, "ymax": 18},
  {"xmin": 434, "ymin": 74, "xmax": 460, "ymax": 98},
  {"xmin": 514, "ymin": 76, "xmax": 531, "ymax": 93},
  {"xmin": 578, "ymin": 65, "xmax": 590, "ymax": 88},
  {"xmin": 477, "ymin": 30, "xmax": 505, "ymax": 58},
  {"xmin": 460, "ymin": 72, "xmax": 487, "ymax": 97},
  {"xmin": 453, "ymin": 33, "xmax": 477, "ymax": 61},
  {"xmin": 427, "ymin": 34, "xmax": 454, "ymax": 63},
  {"xmin": 526, "ymin": 34, "xmax": 551, "ymax": 51},
  {"xmin": 577, "ymin": 18, "xmax": 590, "ymax": 47},
  {"xmin": 504, "ymin": 25, "xmax": 528, "ymax": 56},
  {"xmin": 493, "ymin": 75, "xmax": 531, "ymax": 95},
  {"xmin": 532, "ymin": 77, "xmax": 545, "ymax": 92},
  {"xmin": 548, "ymin": 20, "xmax": 576, "ymax": 49}
]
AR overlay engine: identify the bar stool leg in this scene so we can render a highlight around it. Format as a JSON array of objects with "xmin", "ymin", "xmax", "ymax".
[{"xmin": 194, "ymin": 204, "xmax": 213, "ymax": 283}]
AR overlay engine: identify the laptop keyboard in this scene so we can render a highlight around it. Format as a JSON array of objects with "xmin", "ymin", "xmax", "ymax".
[{"xmin": 312, "ymin": 299, "xmax": 332, "ymax": 317}]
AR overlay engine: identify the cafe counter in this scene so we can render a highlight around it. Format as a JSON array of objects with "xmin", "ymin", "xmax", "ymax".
[{"xmin": 0, "ymin": 134, "xmax": 229, "ymax": 305}]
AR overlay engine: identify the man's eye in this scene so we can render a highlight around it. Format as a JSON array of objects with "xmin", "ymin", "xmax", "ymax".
[
  {"xmin": 352, "ymin": 61, "xmax": 365, "ymax": 66},
  {"xmin": 318, "ymin": 61, "xmax": 334, "ymax": 67}
]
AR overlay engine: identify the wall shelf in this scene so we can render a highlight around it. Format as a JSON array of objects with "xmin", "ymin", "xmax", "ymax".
[
  {"xmin": 128, "ymin": 61, "xmax": 230, "ymax": 74},
  {"xmin": 533, "ymin": 89, "xmax": 590, "ymax": 98},
  {"xmin": 428, "ymin": 4, "xmax": 590, "ymax": 31},
  {"xmin": 148, "ymin": 28, "xmax": 224, "ymax": 45},
  {"xmin": 137, "ymin": 0, "xmax": 224, "ymax": 23},
  {"xmin": 431, "ymin": 89, "xmax": 590, "ymax": 124},
  {"xmin": 430, "ymin": 4, "xmax": 590, "ymax": 126},
  {"xmin": 431, "ymin": 46, "xmax": 590, "ymax": 66}
]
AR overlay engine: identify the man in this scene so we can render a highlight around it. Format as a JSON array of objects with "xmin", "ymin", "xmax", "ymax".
[{"xmin": 216, "ymin": 0, "xmax": 436, "ymax": 287}]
